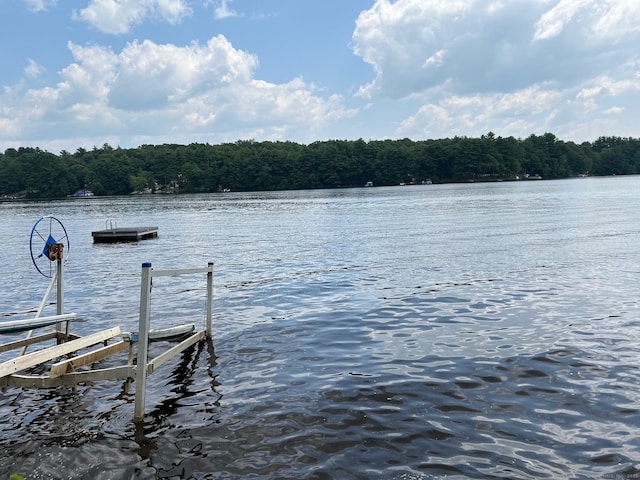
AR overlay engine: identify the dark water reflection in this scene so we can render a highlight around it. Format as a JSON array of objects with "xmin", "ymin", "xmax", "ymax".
[{"xmin": 2, "ymin": 177, "xmax": 640, "ymax": 478}]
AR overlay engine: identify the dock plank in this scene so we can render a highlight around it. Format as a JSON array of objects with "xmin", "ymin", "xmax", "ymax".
[
  {"xmin": 50, "ymin": 340, "xmax": 129, "ymax": 378},
  {"xmin": 0, "ymin": 327, "xmax": 121, "ymax": 378},
  {"xmin": 0, "ymin": 331, "xmax": 58, "ymax": 354}
]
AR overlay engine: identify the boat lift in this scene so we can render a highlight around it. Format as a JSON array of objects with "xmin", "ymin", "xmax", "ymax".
[{"xmin": 0, "ymin": 216, "xmax": 213, "ymax": 422}]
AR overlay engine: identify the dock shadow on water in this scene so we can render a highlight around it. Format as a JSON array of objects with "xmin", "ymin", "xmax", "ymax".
[{"xmin": 3, "ymin": 178, "xmax": 640, "ymax": 478}]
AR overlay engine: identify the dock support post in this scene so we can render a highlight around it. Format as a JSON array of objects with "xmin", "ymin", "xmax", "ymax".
[
  {"xmin": 134, "ymin": 262, "xmax": 153, "ymax": 422},
  {"xmin": 55, "ymin": 257, "xmax": 64, "ymax": 336},
  {"xmin": 206, "ymin": 262, "xmax": 213, "ymax": 338}
]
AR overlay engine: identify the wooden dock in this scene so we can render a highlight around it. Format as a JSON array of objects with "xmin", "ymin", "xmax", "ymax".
[{"xmin": 91, "ymin": 227, "xmax": 158, "ymax": 243}]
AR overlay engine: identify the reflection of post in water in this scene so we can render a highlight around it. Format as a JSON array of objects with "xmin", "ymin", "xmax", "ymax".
[
  {"xmin": 205, "ymin": 337, "xmax": 221, "ymax": 398},
  {"xmin": 145, "ymin": 338, "xmax": 222, "ymax": 424},
  {"xmin": 134, "ymin": 419, "xmax": 156, "ymax": 461},
  {"xmin": 133, "ymin": 337, "xmax": 220, "ymax": 461}
]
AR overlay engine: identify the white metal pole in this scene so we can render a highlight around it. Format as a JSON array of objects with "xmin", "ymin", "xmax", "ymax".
[
  {"xmin": 20, "ymin": 268, "xmax": 58, "ymax": 355},
  {"xmin": 206, "ymin": 262, "xmax": 213, "ymax": 338},
  {"xmin": 37, "ymin": 269, "xmax": 57, "ymax": 318},
  {"xmin": 56, "ymin": 256, "xmax": 64, "ymax": 335},
  {"xmin": 134, "ymin": 262, "xmax": 153, "ymax": 422}
]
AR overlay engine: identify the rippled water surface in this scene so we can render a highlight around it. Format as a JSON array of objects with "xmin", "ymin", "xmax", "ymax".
[{"xmin": 2, "ymin": 177, "xmax": 640, "ymax": 479}]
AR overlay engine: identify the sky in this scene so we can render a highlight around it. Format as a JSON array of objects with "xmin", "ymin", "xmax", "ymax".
[{"xmin": 1, "ymin": 0, "xmax": 639, "ymax": 154}]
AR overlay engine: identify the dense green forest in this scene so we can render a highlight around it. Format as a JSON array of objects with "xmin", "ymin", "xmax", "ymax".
[{"xmin": 1, "ymin": 133, "xmax": 639, "ymax": 199}]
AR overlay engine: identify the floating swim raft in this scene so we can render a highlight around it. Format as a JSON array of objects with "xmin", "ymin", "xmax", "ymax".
[{"xmin": 91, "ymin": 226, "xmax": 158, "ymax": 243}]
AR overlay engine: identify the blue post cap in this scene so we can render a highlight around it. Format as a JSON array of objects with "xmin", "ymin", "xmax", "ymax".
[{"xmin": 142, "ymin": 262, "xmax": 152, "ymax": 268}]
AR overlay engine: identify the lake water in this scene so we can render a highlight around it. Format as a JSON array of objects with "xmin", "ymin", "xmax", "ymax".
[{"xmin": 1, "ymin": 177, "xmax": 640, "ymax": 479}]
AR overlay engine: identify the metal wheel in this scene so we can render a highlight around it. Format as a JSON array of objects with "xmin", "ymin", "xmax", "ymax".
[{"xmin": 29, "ymin": 216, "xmax": 70, "ymax": 277}]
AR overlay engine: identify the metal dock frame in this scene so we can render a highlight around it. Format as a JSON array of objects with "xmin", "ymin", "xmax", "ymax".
[
  {"xmin": 0, "ymin": 260, "xmax": 214, "ymax": 423},
  {"xmin": 134, "ymin": 262, "xmax": 214, "ymax": 421}
]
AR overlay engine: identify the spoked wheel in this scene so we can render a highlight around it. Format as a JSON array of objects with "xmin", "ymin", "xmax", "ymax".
[{"xmin": 29, "ymin": 216, "xmax": 70, "ymax": 277}]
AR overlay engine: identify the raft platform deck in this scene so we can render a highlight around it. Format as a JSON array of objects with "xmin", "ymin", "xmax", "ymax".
[{"xmin": 92, "ymin": 227, "xmax": 158, "ymax": 243}]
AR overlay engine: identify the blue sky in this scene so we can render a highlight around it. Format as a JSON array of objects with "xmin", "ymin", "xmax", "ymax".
[{"xmin": 1, "ymin": 0, "xmax": 639, "ymax": 153}]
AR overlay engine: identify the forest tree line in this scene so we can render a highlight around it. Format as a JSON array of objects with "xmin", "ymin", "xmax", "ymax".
[{"xmin": 1, "ymin": 132, "xmax": 639, "ymax": 199}]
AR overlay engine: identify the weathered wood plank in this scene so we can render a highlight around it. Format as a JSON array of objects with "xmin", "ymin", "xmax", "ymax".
[
  {"xmin": 50, "ymin": 340, "xmax": 129, "ymax": 378},
  {"xmin": 0, "ymin": 326, "xmax": 121, "ymax": 378},
  {"xmin": 1, "ymin": 365, "xmax": 134, "ymax": 388},
  {"xmin": 0, "ymin": 331, "xmax": 58, "ymax": 354}
]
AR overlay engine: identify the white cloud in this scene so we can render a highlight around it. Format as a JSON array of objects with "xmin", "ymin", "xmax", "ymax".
[
  {"xmin": 24, "ymin": 59, "xmax": 46, "ymax": 78},
  {"xmin": 354, "ymin": 0, "xmax": 640, "ymax": 99},
  {"xmin": 72, "ymin": 0, "xmax": 192, "ymax": 35},
  {"xmin": 105, "ymin": 35, "xmax": 258, "ymax": 110},
  {"xmin": 395, "ymin": 76, "xmax": 640, "ymax": 142},
  {"xmin": 396, "ymin": 87, "xmax": 562, "ymax": 138},
  {"xmin": 208, "ymin": 0, "xmax": 236, "ymax": 20},
  {"xmin": 604, "ymin": 106, "xmax": 624, "ymax": 115},
  {"xmin": 576, "ymin": 75, "xmax": 640, "ymax": 112},
  {"xmin": 354, "ymin": 0, "xmax": 492, "ymax": 99},
  {"xmin": 24, "ymin": 0, "xmax": 57, "ymax": 12},
  {"xmin": 424, "ymin": 49, "xmax": 446, "ymax": 68},
  {"xmin": 156, "ymin": 0, "xmax": 191, "ymax": 22},
  {"xmin": 353, "ymin": 0, "xmax": 640, "ymax": 142},
  {"xmin": 57, "ymin": 42, "xmax": 118, "ymax": 106},
  {"xmin": 0, "ymin": 35, "xmax": 352, "ymax": 149},
  {"xmin": 532, "ymin": 0, "xmax": 591, "ymax": 41},
  {"xmin": 534, "ymin": 0, "xmax": 640, "ymax": 42}
]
